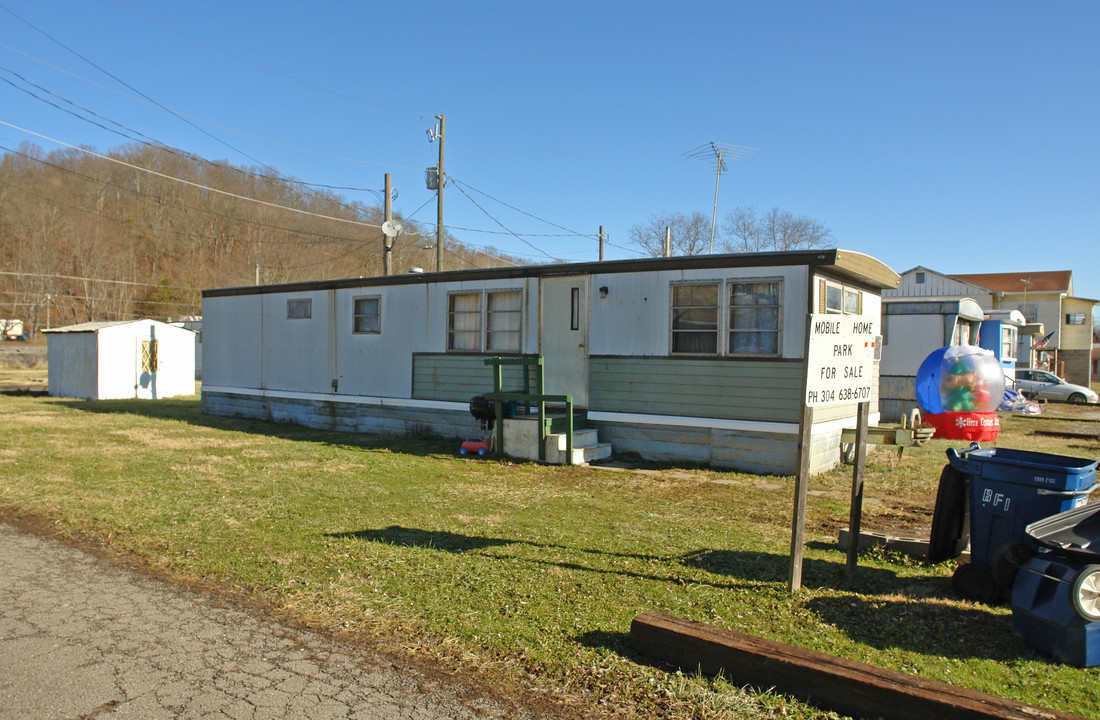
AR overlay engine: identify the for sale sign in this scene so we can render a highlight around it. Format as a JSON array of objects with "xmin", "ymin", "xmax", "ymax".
[{"xmin": 804, "ymin": 315, "xmax": 878, "ymax": 407}]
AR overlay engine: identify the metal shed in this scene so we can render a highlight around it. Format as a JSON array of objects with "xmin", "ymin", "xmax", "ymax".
[{"xmin": 44, "ymin": 319, "xmax": 196, "ymax": 400}]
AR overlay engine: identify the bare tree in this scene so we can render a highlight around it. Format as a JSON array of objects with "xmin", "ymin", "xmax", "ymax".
[
  {"xmin": 720, "ymin": 206, "xmax": 832, "ymax": 253},
  {"xmin": 630, "ymin": 211, "xmax": 712, "ymax": 257}
]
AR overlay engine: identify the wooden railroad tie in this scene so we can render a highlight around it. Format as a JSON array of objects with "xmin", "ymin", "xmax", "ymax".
[{"xmin": 630, "ymin": 611, "xmax": 1088, "ymax": 720}]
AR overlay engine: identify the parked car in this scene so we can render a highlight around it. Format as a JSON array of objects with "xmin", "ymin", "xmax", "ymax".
[{"xmin": 1014, "ymin": 369, "xmax": 1099, "ymax": 404}]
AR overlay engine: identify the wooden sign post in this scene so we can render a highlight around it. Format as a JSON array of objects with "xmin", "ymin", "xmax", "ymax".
[{"xmin": 789, "ymin": 314, "xmax": 877, "ymax": 591}]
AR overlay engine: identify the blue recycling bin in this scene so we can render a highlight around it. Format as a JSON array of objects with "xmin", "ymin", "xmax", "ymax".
[
  {"xmin": 942, "ymin": 444, "xmax": 1096, "ymax": 601},
  {"xmin": 1012, "ymin": 553, "xmax": 1100, "ymax": 667}
]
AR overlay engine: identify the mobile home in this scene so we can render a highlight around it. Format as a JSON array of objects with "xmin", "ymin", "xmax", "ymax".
[
  {"xmin": 201, "ymin": 250, "xmax": 898, "ymax": 475},
  {"xmin": 879, "ymin": 297, "xmax": 984, "ymax": 421}
]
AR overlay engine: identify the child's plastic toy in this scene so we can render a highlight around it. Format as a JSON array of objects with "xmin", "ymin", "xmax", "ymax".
[
  {"xmin": 459, "ymin": 436, "xmax": 492, "ymax": 457},
  {"xmin": 915, "ymin": 345, "xmax": 1005, "ymax": 441}
]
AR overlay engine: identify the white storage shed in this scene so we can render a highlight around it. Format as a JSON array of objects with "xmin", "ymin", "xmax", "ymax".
[{"xmin": 45, "ymin": 319, "xmax": 196, "ymax": 400}]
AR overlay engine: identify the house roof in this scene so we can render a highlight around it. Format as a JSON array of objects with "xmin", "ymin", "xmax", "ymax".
[
  {"xmin": 203, "ymin": 248, "xmax": 900, "ymax": 299},
  {"xmin": 949, "ymin": 270, "xmax": 1072, "ymax": 294}
]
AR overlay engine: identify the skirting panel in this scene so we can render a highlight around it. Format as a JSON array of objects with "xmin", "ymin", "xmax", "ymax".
[{"xmin": 201, "ymin": 390, "xmax": 473, "ymax": 441}]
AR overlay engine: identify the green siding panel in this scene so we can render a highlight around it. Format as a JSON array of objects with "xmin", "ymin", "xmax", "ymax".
[
  {"xmin": 413, "ymin": 354, "xmax": 538, "ymax": 402},
  {"xmin": 589, "ymin": 357, "xmax": 803, "ymax": 423}
]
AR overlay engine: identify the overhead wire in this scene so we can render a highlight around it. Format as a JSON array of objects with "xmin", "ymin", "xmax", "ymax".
[
  {"xmin": 0, "ymin": 121, "xmax": 387, "ymax": 230},
  {"xmin": 110, "ymin": 0, "xmax": 431, "ymax": 118},
  {"xmin": 0, "ymin": 59, "xmax": 401, "ymax": 200},
  {"xmin": 448, "ymin": 178, "xmax": 563, "ymax": 262},
  {"xmin": 1, "ymin": 7, "xmax": 632, "ymax": 268}
]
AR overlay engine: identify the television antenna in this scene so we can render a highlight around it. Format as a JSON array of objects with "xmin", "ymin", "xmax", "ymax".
[{"xmin": 684, "ymin": 142, "xmax": 758, "ymax": 253}]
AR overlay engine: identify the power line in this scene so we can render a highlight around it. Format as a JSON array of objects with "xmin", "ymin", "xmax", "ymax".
[
  {"xmin": 449, "ymin": 180, "xmax": 563, "ymax": 262},
  {"xmin": 110, "ymin": 0, "xmax": 432, "ymax": 118},
  {"xmin": 449, "ymin": 178, "xmax": 596, "ymax": 239},
  {"xmin": 0, "ymin": 141, "xmax": 387, "ymax": 246},
  {"xmin": 0, "ymin": 2, "xmax": 284, "ymax": 175},
  {"xmin": 0, "ymin": 61, "xmax": 401, "ymax": 199},
  {"xmin": 0, "ymin": 121, "xmax": 386, "ymax": 230},
  {"xmin": 0, "ymin": 270, "xmax": 198, "ymax": 293}
]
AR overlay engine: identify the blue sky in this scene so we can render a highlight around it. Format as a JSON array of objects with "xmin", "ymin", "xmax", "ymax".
[{"xmin": 2, "ymin": 1, "xmax": 1098, "ymax": 301}]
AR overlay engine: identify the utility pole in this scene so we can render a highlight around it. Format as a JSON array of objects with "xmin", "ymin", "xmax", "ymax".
[
  {"xmin": 435, "ymin": 114, "xmax": 445, "ymax": 272},
  {"xmin": 383, "ymin": 173, "xmax": 393, "ymax": 276},
  {"xmin": 599, "ymin": 226, "xmax": 605, "ymax": 261},
  {"xmin": 665, "ymin": 226, "xmax": 671, "ymax": 257}
]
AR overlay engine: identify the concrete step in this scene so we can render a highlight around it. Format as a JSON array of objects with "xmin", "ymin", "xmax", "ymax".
[
  {"xmin": 546, "ymin": 441, "xmax": 613, "ymax": 465},
  {"xmin": 546, "ymin": 428, "xmax": 600, "ymax": 450}
]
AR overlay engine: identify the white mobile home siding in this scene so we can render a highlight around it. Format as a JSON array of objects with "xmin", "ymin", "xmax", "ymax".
[{"xmin": 202, "ymin": 251, "xmax": 898, "ymax": 475}]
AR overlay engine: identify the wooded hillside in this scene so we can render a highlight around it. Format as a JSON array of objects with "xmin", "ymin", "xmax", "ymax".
[{"xmin": 0, "ymin": 142, "xmax": 520, "ymax": 334}]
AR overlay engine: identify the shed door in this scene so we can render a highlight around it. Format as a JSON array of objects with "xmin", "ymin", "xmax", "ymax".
[
  {"xmin": 540, "ymin": 276, "xmax": 588, "ymax": 407},
  {"xmin": 136, "ymin": 337, "xmax": 158, "ymax": 399}
]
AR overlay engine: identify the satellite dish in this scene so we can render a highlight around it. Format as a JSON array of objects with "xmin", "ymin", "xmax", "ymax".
[{"xmin": 381, "ymin": 220, "xmax": 402, "ymax": 238}]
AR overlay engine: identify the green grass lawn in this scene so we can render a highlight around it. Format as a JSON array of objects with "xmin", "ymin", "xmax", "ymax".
[{"xmin": 2, "ymin": 387, "xmax": 1098, "ymax": 719}]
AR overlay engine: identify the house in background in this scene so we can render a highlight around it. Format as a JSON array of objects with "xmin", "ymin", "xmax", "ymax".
[
  {"xmin": 201, "ymin": 249, "xmax": 898, "ymax": 475},
  {"xmin": 44, "ymin": 319, "xmax": 196, "ymax": 400},
  {"xmin": 949, "ymin": 271, "xmax": 1095, "ymax": 386},
  {"xmin": 884, "ymin": 267, "xmax": 1094, "ymax": 386}
]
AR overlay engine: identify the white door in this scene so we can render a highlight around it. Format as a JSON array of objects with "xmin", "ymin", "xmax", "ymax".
[{"xmin": 540, "ymin": 276, "xmax": 588, "ymax": 406}]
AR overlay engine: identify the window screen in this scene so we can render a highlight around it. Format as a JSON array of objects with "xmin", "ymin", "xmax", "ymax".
[
  {"xmin": 448, "ymin": 293, "xmax": 482, "ymax": 351},
  {"xmin": 671, "ymin": 283, "xmax": 719, "ymax": 354},
  {"xmin": 287, "ymin": 299, "xmax": 311, "ymax": 319},
  {"xmin": 486, "ymin": 291, "xmax": 522, "ymax": 352},
  {"xmin": 353, "ymin": 297, "xmax": 380, "ymax": 333},
  {"xmin": 730, "ymin": 281, "xmax": 780, "ymax": 355}
]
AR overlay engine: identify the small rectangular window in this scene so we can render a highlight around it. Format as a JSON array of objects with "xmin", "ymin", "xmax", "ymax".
[
  {"xmin": 1001, "ymin": 327, "xmax": 1016, "ymax": 360},
  {"xmin": 448, "ymin": 293, "xmax": 482, "ymax": 351},
  {"xmin": 843, "ymin": 289, "xmax": 860, "ymax": 314},
  {"xmin": 915, "ymin": 272, "xmax": 926, "ymax": 284},
  {"xmin": 486, "ymin": 290, "xmax": 522, "ymax": 352},
  {"xmin": 671, "ymin": 283, "xmax": 719, "ymax": 354},
  {"xmin": 1018, "ymin": 303, "xmax": 1038, "ymax": 322},
  {"xmin": 570, "ymin": 287, "xmax": 580, "ymax": 331},
  {"xmin": 353, "ymin": 297, "xmax": 380, "ymax": 334},
  {"xmin": 287, "ymin": 298, "xmax": 311, "ymax": 319},
  {"xmin": 825, "ymin": 284, "xmax": 843, "ymax": 314},
  {"xmin": 729, "ymin": 280, "xmax": 781, "ymax": 355},
  {"xmin": 1066, "ymin": 313, "xmax": 1085, "ymax": 325}
]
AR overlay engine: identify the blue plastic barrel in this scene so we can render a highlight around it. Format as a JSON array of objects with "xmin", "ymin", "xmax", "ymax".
[{"xmin": 946, "ymin": 444, "xmax": 1097, "ymax": 569}]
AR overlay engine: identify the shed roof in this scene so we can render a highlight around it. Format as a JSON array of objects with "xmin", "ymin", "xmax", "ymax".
[
  {"xmin": 43, "ymin": 319, "xmax": 189, "ymax": 334},
  {"xmin": 949, "ymin": 270, "xmax": 1072, "ymax": 294}
]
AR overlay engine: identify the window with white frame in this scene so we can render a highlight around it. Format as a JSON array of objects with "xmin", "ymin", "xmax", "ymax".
[
  {"xmin": 287, "ymin": 298, "xmax": 311, "ymax": 319},
  {"xmin": 447, "ymin": 290, "xmax": 522, "ymax": 352},
  {"xmin": 670, "ymin": 279, "xmax": 782, "ymax": 357},
  {"xmin": 448, "ymin": 293, "xmax": 481, "ymax": 351},
  {"xmin": 353, "ymin": 296, "xmax": 380, "ymax": 334},
  {"xmin": 1066, "ymin": 313, "xmax": 1086, "ymax": 325},
  {"xmin": 486, "ymin": 290, "xmax": 522, "ymax": 351},
  {"xmin": 671, "ymin": 283, "xmax": 719, "ymax": 354},
  {"xmin": 821, "ymin": 280, "xmax": 862, "ymax": 315},
  {"xmin": 729, "ymin": 280, "xmax": 781, "ymax": 355},
  {"xmin": 1001, "ymin": 326, "xmax": 1017, "ymax": 360}
]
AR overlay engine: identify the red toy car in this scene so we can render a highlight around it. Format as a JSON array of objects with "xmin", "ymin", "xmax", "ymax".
[{"xmin": 459, "ymin": 437, "xmax": 492, "ymax": 456}]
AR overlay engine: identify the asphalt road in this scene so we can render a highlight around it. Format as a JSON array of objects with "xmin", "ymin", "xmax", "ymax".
[{"xmin": 0, "ymin": 521, "xmax": 544, "ymax": 720}]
